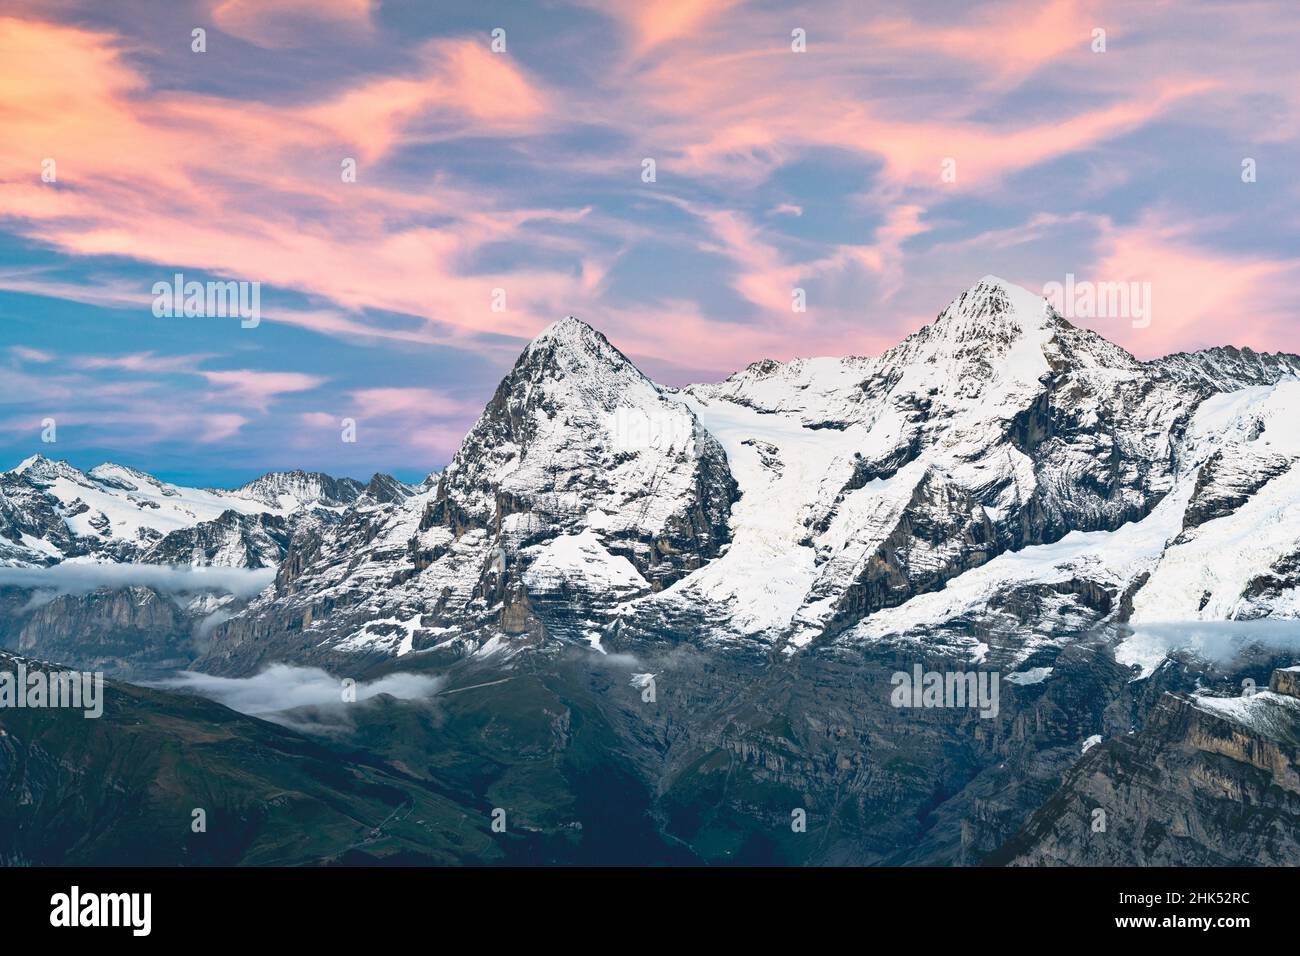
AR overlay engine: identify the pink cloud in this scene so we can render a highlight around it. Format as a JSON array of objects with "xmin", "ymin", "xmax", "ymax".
[
  {"xmin": 1, "ymin": 0, "xmax": 1296, "ymax": 387},
  {"xmin": 296, "ymin": 388, "xmax": 480, "ymax": 462},
  {"xmin": 299, "ymin": 411, "xmax": 339, "ymax": 430},
  {"xmin": 350, "ymin": 387, "xmax": 481, "ymax": 419},
  {"xmin": 199, "ymin": 413, "xmax": 250, "ymax": 443},
  {"xmin": 303, "ymin": 40, "xmax": 549, "ymax": 161},
  {"xmin": 200, "ymin": 370, "xmax": 327, "ymax": 410},
  {"xmin": 0, "ymin": 18, "xmax": 579, "ymax": 349},
  {"xmin": 210, "ymin": 0, "xmax": 376, "ymax": 49},
  {"xmin": 584, "ymin": 0, "xmax": 743, "ymax": 55},
  {"xmin": 868, "ymin": 0, "xmax": 1094, "ymax": 88},
  {"xmin": 76, "ymin": 352, "xmax": 209, "ymax": 374},
  {"xmin": 642, "ymin": 197, "xmax": 928, "ymax": 351},
  {"xmin": 635, "ymin": 48, "xmax": 1208, "ymax": 191},
  {"xmin": 1084, "ymin": 212, "xmax": 1300, "ymax": 358},
  {"xmin": 9, "ymin": 346, "xmax": 53, "ymax": 363}
]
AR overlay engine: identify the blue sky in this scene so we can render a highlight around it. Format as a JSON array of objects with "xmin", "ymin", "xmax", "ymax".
[{"xmin": 1, "ymin": 0, "xmax": 1298, "ymax": 485}]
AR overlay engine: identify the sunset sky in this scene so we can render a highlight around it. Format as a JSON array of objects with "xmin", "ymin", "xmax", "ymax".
[{"xmin": 1, "ymin": 0, "xmax": 1298, "ymax": 484}]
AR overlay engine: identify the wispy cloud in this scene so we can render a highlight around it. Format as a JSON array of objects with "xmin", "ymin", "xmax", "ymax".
[
  {"xmin": 200, "ymin": 369, "xmax": 327, "ymax": 410},
  {"xmin": 0, "ymin": 0, "xmax": 1297, "ymax": 477},
  {"xmin": 209, "ymin": 0, "xmax": 376, "ymax": 49},
  {"xmin": 152, "ymin": 663, "xmax": 446, "ymax": 734},
  {"xmin": 0, "ymin": 562, "xmax": 274, "ymax": 598},
  {"xmin": 9, "ymin": 345, "xmax": 53, "ymax": 364}
]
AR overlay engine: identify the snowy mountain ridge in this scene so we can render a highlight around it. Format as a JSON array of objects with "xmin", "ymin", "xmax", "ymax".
[
  {"xmin": 5, "ymin": 276, "xmax": 1300, "ymax": 682},
  {"xmin": 179, "ymin": 276, "xmax": 1300, "ymax": 678},
  {"xmin": 0, "ymin": 456, "xmax": 409, "ymax": 569}
]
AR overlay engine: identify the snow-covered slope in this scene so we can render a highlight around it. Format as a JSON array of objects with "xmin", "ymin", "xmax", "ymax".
[
  {"xmin": 190, "ymin": 277, "xmax": 1300, "ymax": 675},
  {"xmin": 1152, "ymin": 346, "xmax": 1300, "ymax": 394},
  {"xmin": 223, "ymin": 470, "xmax": 365, "ymax": 511},
  {"xmin": 0, "ymin": 458, "xmax": 399, "ymax": 677},
  {"xmin": 429, "ymin": 316, "xmax": 735, "ymax": 588},
  {"xmin": 197, "ymin": 317, "xmax": 737, "ymax": 673},
  {"xmin": 622, "ymin": 277, "xmax": 1192, "ymax": 655},
  {"xmin": 0, "ymin": 456, "xmax": 396, "ymax": 570},
  {"xmin": 18, "ymin": 276, "xmax": 1300, "ymax": 680},
  {"xmin": 0, "ymin": 457, "xmax": 285, "ymax": 567}
]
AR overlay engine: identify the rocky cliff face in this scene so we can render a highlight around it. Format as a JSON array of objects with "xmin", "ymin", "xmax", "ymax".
[
  {"xmin": 13, "ymin": 586, "xmax": 194, "ymax": 677},
  {"xmin": 140, "ymin": 511, "xmax": 291, "ymax": 568},
  {"xmin": 0, "ymin": 458, "xmax": 410, "ymax": 675},
  {"xmin": 198, "ymin": 317, "xmax": 739, "ymax": 674},
  {"xmin": 428, "ymin": 317, "xmax": 736, "ymax": 590},
  {"xmin": 1152, "ymin": 346, "xmax": 1300, "ymax": 393},
  {"xmin": 617, "ymin": 277, "xmax": 1295, "ymax": 663},
  {"xmin": 993, "ymin": 668, "xmax": 1300, "ymax": 866}
]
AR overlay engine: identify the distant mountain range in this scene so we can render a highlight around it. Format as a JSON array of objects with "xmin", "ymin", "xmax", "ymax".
[{"xmin": 4, "ymin": 276, "xmax": 1300, "ymax": 866}]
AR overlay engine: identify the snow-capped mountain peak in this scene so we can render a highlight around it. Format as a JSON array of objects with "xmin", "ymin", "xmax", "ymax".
[
  {"xmin": 882, "ymin": 276, "xmax": 1057, "ymax": 398},
  {"xmin": 531, "ymin": 314, "xmax": 599, "ymax": 346},
  {"xmin": 227, "ymin": 469, "xmax": 364, "ymax": 511},
  {"xmin": 7, "ymin": 454, "xmax": 89, "ymax": 486},
  {"xmin": 653, "ymin": 277, "xmax": 1244, "ymax": 654},
  {"xmin": 518, "ymin": 314, "xmax": 651, "ymax": 392},
  {"xmin": 10, "ymin": 279, "xmax": 1300, "ymax": 872},
  {"xmin": 0, "ymin": 459, "xmax": 366, "ymax": 569},
  {"xmin": 361, "ymin": 472, "xmax": 416, "ymax": 505},
  {"xmin": 88, "ymin": 461, "xmax": 179, "ymax": 494},
  {"xmin": 934, "ymin": 274, "xmax": 1052, "ymax": 333},
  {"xmin": 11, "ymin": 278, "xmax": 1300, "ymax": 682}
]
